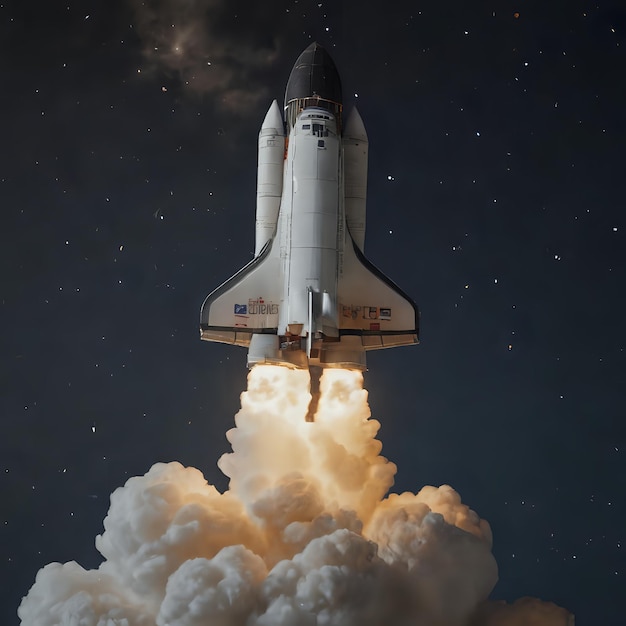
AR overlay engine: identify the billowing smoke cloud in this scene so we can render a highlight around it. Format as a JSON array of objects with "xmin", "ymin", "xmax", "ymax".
[
  {"xmin": 470, "ymin": 597, "xmax": 574, "ymax": 626},
  {"xmin": 18, "ymin": 366, "xmax": 573, "ymax": 625},
  {"xmin": 129, "ymin": 0, "xmax": 282, "ymax": 112}
]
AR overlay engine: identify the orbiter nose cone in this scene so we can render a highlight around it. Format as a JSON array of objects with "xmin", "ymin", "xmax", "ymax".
[{"xmin": 284, "ymin": 42, "xmax": 342, "ymax": 111}]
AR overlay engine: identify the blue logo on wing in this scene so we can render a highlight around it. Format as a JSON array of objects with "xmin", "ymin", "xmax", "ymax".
[{"xmin": 234, "ymin": 304, "xmax": 247, "ymax": 315}]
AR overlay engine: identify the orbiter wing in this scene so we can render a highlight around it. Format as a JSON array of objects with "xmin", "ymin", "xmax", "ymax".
[
  {"xmin": 200, "ymin": 239, "xmax": 282, "ymax": 347},
  {"xmin": 338, "ymin": 234, "xmax": 419, "ymax": 350}
]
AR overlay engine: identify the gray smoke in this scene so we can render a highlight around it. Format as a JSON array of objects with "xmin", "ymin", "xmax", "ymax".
[{"xmin": 128, "ymin": 0, "xmax": 282, "ymax": 112}]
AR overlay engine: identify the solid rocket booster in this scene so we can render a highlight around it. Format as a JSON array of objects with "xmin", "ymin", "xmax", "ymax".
[
  {"xmin": 200, "ymin": 43, "xmax": 419, "ymax": 381},
  {"xmin": 255, "ymin": 103, "xmax": 284, "ymax": 256}
]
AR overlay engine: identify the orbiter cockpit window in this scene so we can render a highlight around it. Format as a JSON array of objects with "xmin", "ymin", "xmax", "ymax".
[{"xmin": 312, "ymin": 123, "xmax": 328, "ymax": 137}]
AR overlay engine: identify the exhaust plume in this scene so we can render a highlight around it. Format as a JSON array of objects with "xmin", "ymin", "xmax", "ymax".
[{"xmin": 18, "ymin": 365, "xmax": 573, "ymax": 625}]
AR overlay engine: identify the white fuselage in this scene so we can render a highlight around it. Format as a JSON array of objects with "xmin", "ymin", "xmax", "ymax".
[{"xmin": 277, "ymin": 108, "xmax": 340, "ymax": 338}]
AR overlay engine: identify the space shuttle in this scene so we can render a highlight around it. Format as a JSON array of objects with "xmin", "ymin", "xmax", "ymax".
[{"xmin": 200, "ymin": 43, "xmax": 419, "ymax": 416}]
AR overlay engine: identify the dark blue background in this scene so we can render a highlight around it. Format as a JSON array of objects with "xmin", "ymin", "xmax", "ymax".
[{"xmin": 2, "ymin": 1, "xmax": 624, "ymax": 623}]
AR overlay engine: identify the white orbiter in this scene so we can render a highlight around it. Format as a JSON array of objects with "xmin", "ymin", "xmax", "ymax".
[{"xmin": 200, "ymin": 43, "xmax": 419, "ymax": 417}]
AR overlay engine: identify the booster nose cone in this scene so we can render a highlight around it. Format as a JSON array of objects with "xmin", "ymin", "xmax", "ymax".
[{"xmin": 284, "ymin": 42, "xmax": 342, "ymax": 130}]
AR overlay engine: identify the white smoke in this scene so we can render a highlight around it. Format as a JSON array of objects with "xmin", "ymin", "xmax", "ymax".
[{"xmin": 18, "ymin": 365, "xmax": 573, "ymax": 625}]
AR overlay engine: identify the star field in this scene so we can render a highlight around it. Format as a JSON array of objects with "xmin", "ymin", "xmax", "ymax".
[{"xmin": 2, "ymin": 1, "xmax": 625, "ymax": 624}]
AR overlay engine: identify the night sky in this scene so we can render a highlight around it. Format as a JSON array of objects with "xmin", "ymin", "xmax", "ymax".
[{"xmin": 3, "ymin": 1, "xmax": 625, "ymax": 624}]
